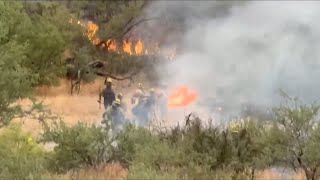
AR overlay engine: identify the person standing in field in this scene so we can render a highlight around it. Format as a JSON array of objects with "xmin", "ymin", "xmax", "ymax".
[
  {"xmin": 131, "ymin": 83, "xmax": 145, "ymax": 105},
  {"xmin": 102, "ymin": 99, "xmax": 126, "ymax": 134},
  {"xmin": 99, "ymin": 78, "xmax": 116, "ymax": 109},
  {"xmin": 131, "ymin": 83, "xmax": 148, "ymax": 126}
]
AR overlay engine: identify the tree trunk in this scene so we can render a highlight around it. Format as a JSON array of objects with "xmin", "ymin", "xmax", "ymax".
[
  {"xmin": 250, "ymin": 168, "xmax": 255, "ymax": 180},
  {"xmin": 304, "ymin": 169, "xmax": 316, "ymax": 180}
]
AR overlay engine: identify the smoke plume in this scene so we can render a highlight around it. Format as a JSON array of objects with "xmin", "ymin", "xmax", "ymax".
[{"xmin": 146, "ymin": 1, "xmax": 320, "ymax": 117}]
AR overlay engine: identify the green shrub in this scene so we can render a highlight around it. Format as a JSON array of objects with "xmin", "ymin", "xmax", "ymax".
[
  {"xmin": 127, "ymin": 162, "xmax": 179, "ymax": 180},
  {"xmin": 114, "ymin": 125, "xmax": 186, "ymax": 169},
  {"xmin": 116, "ymin": 124, "xmax": 220, "ymax": 179},
  {"xmin": 41, "ymin": 121, "xmax": 113, "ymax": 173},
  {"xmin": 0, "ymin": 124, "xmax": 47, "ymax": 179},
  {"xmin": 127, "ymin": 163, "xmax": 235, "ymax": 180}
]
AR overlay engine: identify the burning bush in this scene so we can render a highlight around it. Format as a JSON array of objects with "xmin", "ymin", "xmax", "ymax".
[{"xmin": 168, "ymin": 85, "xmax": 198, "ymax": 108}]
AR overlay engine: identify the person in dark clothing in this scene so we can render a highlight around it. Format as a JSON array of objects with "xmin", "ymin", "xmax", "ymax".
[
  {"xmin": 102, "ymin": 99, "xmax": 126, "ymax": 134},
  {"xmin": 99, "ymin": 78, "xmax": 116, "ymax": 109}
]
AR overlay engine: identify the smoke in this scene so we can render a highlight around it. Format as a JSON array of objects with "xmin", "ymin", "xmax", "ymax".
[{"xmin": 145, "ymin": 1, "xmax": 320, "ymax": 117}]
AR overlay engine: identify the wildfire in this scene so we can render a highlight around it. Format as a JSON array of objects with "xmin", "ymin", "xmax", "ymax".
[
  {"xmin": 106, "ymin": 39, "xmax": 117, "ymax": 52},
  {"xmin": 71, "ymin": 19, "xmax": 176, "ymax": 59},
  {"xmin": 135, "ymin": 39, "xmax": 144, "ymax": 55},
  {"xmin": 168, "ymin": 86, "xmax": 198, "ymax": 108},
  {"xmin": 123, "ymin": 40, "xmax": 133, "ymax": 55},
  {"xmin": 86, "ymin": 21, "xmax": 100, "ymax": 44}
]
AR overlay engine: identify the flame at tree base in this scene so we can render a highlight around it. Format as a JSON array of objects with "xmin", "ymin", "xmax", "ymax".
[{"xmin": 168, "ymin": 85, "xmax": 198, "ymax": 108}]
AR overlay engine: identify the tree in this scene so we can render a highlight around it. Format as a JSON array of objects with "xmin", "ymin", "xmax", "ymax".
[
  {"xmin": 227, "ymin": 119, "xmax": 271, "ymax": 180},
  {"xmin": 0, "ymin": 0, "xmax": 156, "ymax": 124},
  {"xmin": 22, "ymin": 1, "xmax": 81, "ymax": 86},
  {"xmin": 0, "ymin": 1, "xmax": 72, "ymax": 126},
  {"xmin": 0, "ymin": 2, "xmax": 34, "ymax": 126},
  {"xmin": 60, "ymin": 0, "xmax": 155, "ymax": 93},
  {"xmin": 64, "ymin": 0, "xmax": 149, "ymax": 43},
  {"xmin": 267, "ymin": 94, "xmax": 320, "ymax": 180}
]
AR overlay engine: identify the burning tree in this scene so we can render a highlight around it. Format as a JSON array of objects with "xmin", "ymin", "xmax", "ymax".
[
  {"xmin": 60, "ymin": 0, "xmax": 179, "ymax": 94},
  {"xmin": 65, "ymin": 0, "xmax": 177, "ymax": 57}
]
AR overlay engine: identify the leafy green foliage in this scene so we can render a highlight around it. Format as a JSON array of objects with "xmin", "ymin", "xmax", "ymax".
[
  {"xmin": 3, "ymin": 1, "xmax": 320, "ymax": 180},
  {"xmin": 127, "ymin": 162, "xmax": 179, "ymax": 180},
  {"xmin": 67, "ymin": 47, "xmax": 96, "ymax": 83},
  {"xmin": 0, "ymin": 124, "xmax": 47, "ymax": 179},
  {"xmin": 267, "ymin": 95, "xmax": 320, "ymax": 180},
  {"xmin": 22, "ymin": 2, "xmax": 81, "ymax": 86},
  {"xmin": 0, "ymin": 2, "xmax": 34, "ymax": 125},
  {"xmin": 0, "ymin": 1, "xmax": 83, "ymax": 125},
  {"xmin": 115, "ymin": 116, "xmax": 270, "ymax": 179},
  {"xmin": 41, "ymin": 121, "xmax": 113, "ymax": 173},
  {"xmin": 35, "ymin": 97, "xmax": 320, "ymax": 180},
  {"xmin": 118, "ymin": 125, "xmax": 182, "ymax": 168}
]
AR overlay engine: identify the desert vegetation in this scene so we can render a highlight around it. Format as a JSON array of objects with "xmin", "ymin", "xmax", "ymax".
[
  {"xmin": 2, "ymin": 94, "xmax": 319, "ymax": 179},
  {"xmin": 1, "ymin": 1, "xmax": 320, "ymax": 180}
]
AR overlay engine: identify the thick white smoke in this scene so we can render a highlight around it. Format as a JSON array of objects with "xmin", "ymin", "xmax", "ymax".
[{"xmin": 146, "ymin": 1, "xmax": 320, "ymax": 118}]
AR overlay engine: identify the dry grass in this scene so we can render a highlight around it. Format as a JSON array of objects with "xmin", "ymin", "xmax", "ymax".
[
  {"xmin": 255, "ymin": 169, "xmax": 306, "ymax": 180},
  {"xmin": 43, "ymin": 163, "xmax": 127, "ymax": 180},
  {"xmin": 14, "ymin": 78, "xmax": 212, "ymax": 135},
  {"xmin": 42, "ymin": 168, "xmax": 305, "ymax": 180},
  {"xmin": 13, "ymin": 79, "xmax": 139, "ymax": 136}
]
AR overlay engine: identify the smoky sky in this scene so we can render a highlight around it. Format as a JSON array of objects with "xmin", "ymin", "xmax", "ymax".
[{"xmin": 146, "ymin": 1, "xmax": 320, "ymax": 115}]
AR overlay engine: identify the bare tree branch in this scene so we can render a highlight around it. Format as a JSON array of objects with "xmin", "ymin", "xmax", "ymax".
[
  {"xmin": 95, "ymin": 17, "xmax": 160, "ymax": 48},
  {"xmin": 119, "ymin": 17, "xmax": 160, "ymax": 39},
  {"xmin": 94, "ymin": 68, "xmax": 141, "ymax": 81}
]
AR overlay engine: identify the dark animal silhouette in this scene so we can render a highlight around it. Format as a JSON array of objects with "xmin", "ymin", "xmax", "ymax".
[{"xmin": 66, "ymin": 58, "xmax": 140, "ymax": 95}]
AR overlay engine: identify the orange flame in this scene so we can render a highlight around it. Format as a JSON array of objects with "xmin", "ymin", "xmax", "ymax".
[
  {"xmin": 70, "ymin": 19, "xmax": 176, "ymax": 59},
  {"xmin": 135, "ymin": 39, "xmax": 144, "ymax": 55},
  {"xmin": 106, "ymin": 39, "xmax": 117, "ymax": 51},
  {"xmin": 86, "ymin": 21, "xmax": 100, "ymax": 44},
  {"xmin": 123, "ymin": 40, "xmax": 133, "ymax": 55},
  {"xmin": 168, "ymin": 86, "xmax": 198, "ymax": 108}
]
